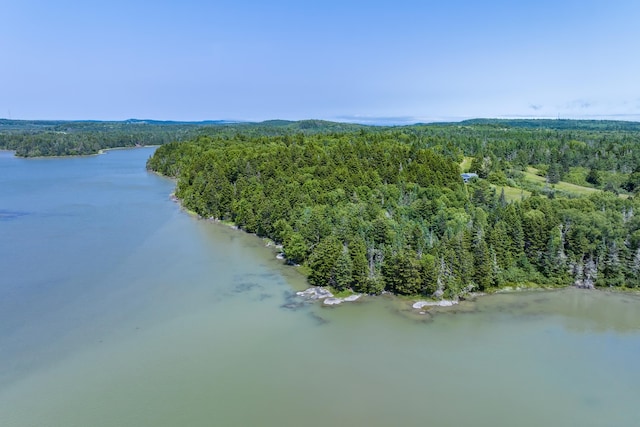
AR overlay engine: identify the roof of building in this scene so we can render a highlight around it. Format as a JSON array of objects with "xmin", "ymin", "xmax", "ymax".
[{"xmin": 461, "ymin": 172, "xmax": 479, "ymax": 183}]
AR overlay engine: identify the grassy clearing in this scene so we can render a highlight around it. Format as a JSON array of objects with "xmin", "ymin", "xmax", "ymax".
[
  {"xmin": 464, "ymin": 161, "xmax": 627, "ymax": 200},
  {"xmin": 493, "ymin": 185, "xmax": 531, "ymax": 202},
  {"xmin": 460, "ymin": 156, "xmax": 474, "ymax": 172},
  {"xmin": 523, "ymin": 167, "xmax": 547, "ymax": 183},
  {"xmin": 553, "ymin": 181, "xmax": 601, "ymax": 196},
  {"xmin": 523, "ymin": 167, "xmax": 601, "ymax": 196}
]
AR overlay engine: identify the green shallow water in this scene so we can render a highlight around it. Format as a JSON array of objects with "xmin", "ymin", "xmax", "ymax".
[{"xmin": 1, "ymin": 148, "xmax": 639, "ymax": 427}]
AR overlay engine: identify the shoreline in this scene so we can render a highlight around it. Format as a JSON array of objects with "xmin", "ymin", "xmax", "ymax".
[
  {"xmin": 4, "ymin": 144, "xmax": 159, "ymax": 160},
  {"xmin": 164, "ymin": 189, "xmax": 640, "ymax": 313}
]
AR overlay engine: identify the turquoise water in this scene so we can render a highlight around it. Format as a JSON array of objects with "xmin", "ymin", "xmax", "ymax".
[{"xmin": 1, "ymin": 148, "xmax": 639, "ymax": 426}]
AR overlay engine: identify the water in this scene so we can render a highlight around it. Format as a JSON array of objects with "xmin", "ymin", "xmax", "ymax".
[{"xmin": 1, "ymin": 148, "xmax": 639, "ymax": 426}]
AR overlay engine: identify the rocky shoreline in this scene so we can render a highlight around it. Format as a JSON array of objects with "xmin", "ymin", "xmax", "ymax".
[
  {"xmin": 295, "ymin": 287, "xmax": 363, "ymax": 306},
  {"xmin": 168, "ymin": 192, "xmax": 640, "ymax": 312}
]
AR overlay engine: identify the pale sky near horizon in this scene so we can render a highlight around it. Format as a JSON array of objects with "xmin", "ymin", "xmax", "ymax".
[{"xmin": 2, "ymin": 0, "xmax": 640, "ymax": 123}]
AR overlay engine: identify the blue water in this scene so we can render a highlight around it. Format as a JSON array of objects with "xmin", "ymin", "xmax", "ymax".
[{"xmin": 1, "ymin": 148, "xmax": 176, "ymax": 380}]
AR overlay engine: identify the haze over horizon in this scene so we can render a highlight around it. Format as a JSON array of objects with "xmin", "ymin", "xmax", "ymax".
[{"xmin": 2, "ymin": 1, "xmax": 639, "ymax": 123}]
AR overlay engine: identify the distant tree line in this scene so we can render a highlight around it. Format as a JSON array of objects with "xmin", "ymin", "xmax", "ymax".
[
  {"xmin": 0, "ymin": 120, "xmax": 201, "ymax": 156},
  {"xmin": 5, "ymin": 118, "xmax": 640, "ymax": 199},
  {"xmin": 0, "ymin": 119, "xmax": 370, "ymax": 157}
]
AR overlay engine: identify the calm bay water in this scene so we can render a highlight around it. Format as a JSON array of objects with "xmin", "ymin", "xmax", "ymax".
[{"xmin": 1, "ymin": 148, "xmax": 639, "ymax": 426}]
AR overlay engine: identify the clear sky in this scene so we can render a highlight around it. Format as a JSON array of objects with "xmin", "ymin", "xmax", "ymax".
[{"xmin": 2, "ymin": 0, "xmax": 640, "ymax": 123}]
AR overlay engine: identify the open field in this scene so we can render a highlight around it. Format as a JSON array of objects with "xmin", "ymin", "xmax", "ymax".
[
  {"xmin": 523, "ymin": 167, "xmax": 602, "ymax": 196},
  {"xmin": 493, "ymin": 185, "xmax": 531, "ymax": 202}
]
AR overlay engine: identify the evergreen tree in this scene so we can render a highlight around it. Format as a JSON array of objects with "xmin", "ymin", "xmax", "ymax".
[
  {"xmin": 599, "ymin": 241, "xmax": 625, "ymax": 287},
  {"xmin": 348, "ymin": 236, "xmax": 369, "ymax": 292},
  {"xmin": 382, "ymin": 249, "xmax": 422, "ymax": 295},
  {"xmin": 488, "ymin": 220, "xmax": 513, "ymax": 269},
  {"xmin": 420, "ymin": 254, "xmax": 439, "ymax": 296},
  {"xmin": 284, "ymin": 232, "xmax": 308, "ymax": 265},
  {"xmin": 308, "ymin": 236, "xmax": 342, "ymax": 287},
  {"xmin": 333, "ymin": 246, "xmax": 353, "ymax": 291},
  {"xmin": 547, "ymin": 162, "xmax": 562, "ymax": 184},
  {"xmin": 472, "ymin": 229, "xmax": 493, "ymax": 290},
  {"xmin": 586, "ymin": 168, "xmax": 602, "ymax": 186},
  {"xmin": 541, "ymin": 226, "xmax": 567, "ymax": 282}
]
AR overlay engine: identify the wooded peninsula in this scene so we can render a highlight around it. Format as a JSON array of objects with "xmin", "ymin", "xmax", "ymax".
[{"xmin": 5, "ymin": 118, "xmax": 640, "ymax": 297}]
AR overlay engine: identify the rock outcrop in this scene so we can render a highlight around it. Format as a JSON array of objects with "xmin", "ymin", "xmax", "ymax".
[
  {"xmin": 412, "ymin": 300, "xmax": 458, "ymax": 309},
  {"xmin": 296, "ymin": 287, "xmax": 334, "ymax": 300},
  {"xmin": 296, "ymin": 287, "xmax": 362, "ymax": 306}
]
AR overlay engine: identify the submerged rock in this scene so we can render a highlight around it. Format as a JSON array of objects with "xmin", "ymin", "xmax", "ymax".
[
  {"xmin": 297, "ymin": 288, "xmax": 362, "ymax": 306},
  {"xmin": 323, "ymin": 294, "xmax": 363, "ymax": 306},
  {"xmin": 296, "ymin": 287, "xmax": 334, "ymax": 300},
  {"xmin": 281, "ymin": 301, "xmax": 305, "ymax": 311},
  {"xmin": 412, "ymin": 300, "xmax": 458, "ymax": 309}
]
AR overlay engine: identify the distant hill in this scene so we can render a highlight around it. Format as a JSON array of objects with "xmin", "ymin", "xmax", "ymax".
[
  {"xmin": 197, "ymin": 119, "xmax": 372, "ymax": 136},
  {"xmin": 457, "ymin": 118, "xmax": 640, "ymax": 132},
  {"xmin": 3, "ymin": 117, "xmax": 640, "ymax": 157}
]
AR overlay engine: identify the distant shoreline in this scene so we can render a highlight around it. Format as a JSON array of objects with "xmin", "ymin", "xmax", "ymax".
[
  {"xmin": 6, "ymin": 145, "xmax": 159, "ymax": 160},
  {"xmin": 98, "ymin": 145, "xmax": 159, "ymax": 155}
]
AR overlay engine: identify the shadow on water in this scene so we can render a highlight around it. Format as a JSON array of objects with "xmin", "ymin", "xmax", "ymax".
[
  {"xmin": 276, "ymin": 290, "xmax": 330, "ymax": 325},
  {"xmin": 308, "ymin": 311, "xmax": 329, "ymax": 325},
  {"xmin": 231, "ymin": 281, "xmax": 264, "ymax": 294},
  {"xmin": 258, "ymin": 293, "xmax": 273, "ymax": 301},
  {"xmin": 280, "ymin": 290, "xmax": 307, "ymax": 311}
]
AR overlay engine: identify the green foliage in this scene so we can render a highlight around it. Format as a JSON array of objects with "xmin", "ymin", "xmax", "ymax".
[
  {"xmin": 622, "ymin": 172, "xmax": 640, "ymax": 193},
  {"xmin": 144, "ymin": 121, "xmax": 640, "ymax": 296},
  {"xmin": 308, "ymin": 236, "xmax": 343, "ymax": 288},
  {"xmin": 382, "ymin": 249, "xmax": 422, "ymax": 295},
  {"xmin": 0, "ymin": 119, "xmax": 205, "ymax": 157},
  {"xmin": 348, "ymin": 236, "xmax": 369, "ymax": 292},
  {"xmin": 419, "ymin": 254, "xmax": 439, "ymax": 296},
  {"xmin": 487, "ymin": 170, "xmax": 508, "ymax": 186},
  {"xmin": 283, "ymin": 232, "xmax": 308, "ymax": 265},
  {"xmin": 8, "ymin": 117, "xmax": 640, "ymax": 294},
  {"xmin": 586, "ymin": 168, "xmax": 602, "ymax": 186},
  {"xmin": 333, "ymin": 248, "xmax": 354, "ymax": 291},
  {"xmin": 472, "ymin": 229, "xmax": 493, "ymax": 290}
]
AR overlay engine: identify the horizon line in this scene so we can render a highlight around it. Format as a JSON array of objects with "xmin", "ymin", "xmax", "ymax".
[{"xmin": 2, "ymin": 114, "xmax": 640, "ymax": 126}]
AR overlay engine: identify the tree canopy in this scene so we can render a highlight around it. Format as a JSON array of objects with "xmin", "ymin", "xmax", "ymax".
[
  {"xmin": 147, "ymin": 126, "xmax": 640, "ymax": 296},
  {"xmin": 7, "ymin": 117, "xmax": 640, "ymax": 295}
]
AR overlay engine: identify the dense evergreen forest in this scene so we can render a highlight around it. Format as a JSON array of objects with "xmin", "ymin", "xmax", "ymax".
[{"xmin": 147, "ymin": 121, "xmax": 640, "ymax": 298}]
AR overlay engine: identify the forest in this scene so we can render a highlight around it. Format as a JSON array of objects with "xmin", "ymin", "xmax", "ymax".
[
  {"xmin": 0, "ymin": 119, "xmax": 210, "ymax": 156},
  {"xmin": 146, "ymin": 120, "xmax": 640, "ymax": 298},
  {"xmin": 0, "ymin": 119, "xmax": 367, "ymax": 157}
]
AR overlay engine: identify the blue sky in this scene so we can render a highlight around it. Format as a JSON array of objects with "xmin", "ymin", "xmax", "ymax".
[{"xmin": 2, "ymin": 0, "xmax": 639, "ymax": 123}]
